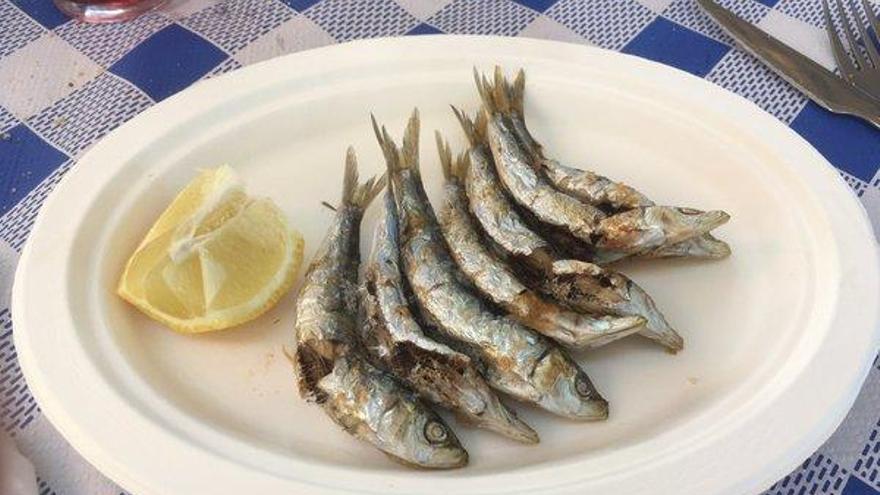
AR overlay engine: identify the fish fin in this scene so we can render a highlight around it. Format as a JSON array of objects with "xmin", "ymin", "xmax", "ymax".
[
  {"xmin": 401, "ymin": 108, "xmax": 420, "ymax": 174},
  {"xmin": 509, "ymin": 68, "xmax": 526, "ymax": 117},
  {"xmin": 436, "ymin": 131, "xmax": 454, "ymax": 180},
  {"xmin": 356, "ymin": 173, "xmax": 386, "ymax": 209},
  {"xmin": 371, "ymin": 113, "xmax": 396, "ymax": 170},
  {"xmin": 451, "ymin": 105, "xmax": 489, "ymax": 147},
  {"xmin": 341, "ymin": 146, "xmax": 359, "ymax": 205},
  {"xmin": 372, "ymin": 111, "xmax": 419, "ymax": 179},
  {"xmin": 435, "ymin": 132, "xmax": 469, "ymax": 181},
  {"xmin": 455, "ymin": 152, "xmax": 470, "ymax": 181},
  {"xmin": 475, "ymin": 109, "xmax": 489, "ymax": 141},
  {"xmin": 492, "ymin": 66, "xmax": 512, "ymax": 114},
  {"xmin": 343, "ymin": 146, "xmax": 386, "ymax": 209},
  {"xmin": 450, "ymin": 105, "xmax": 477, "ymax": 146},
  {"xmin": 474, "ymin": 66, "xmax": 519, "ymax": 117},
  {"xmin": 473, "ymin": 67, "xmax": 497, "ymax": 113}
]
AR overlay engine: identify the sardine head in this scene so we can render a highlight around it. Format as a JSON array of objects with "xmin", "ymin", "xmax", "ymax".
[
  {"xmin": 531, "ymin": 347, "xmax": 608, "ymax": 421},
  {"xmin": 645, "ymin": 207, "xmax": 729, "ymax": 244},
  {"xmin": 394, "ymin": 410, "xmax": 468, "ymax": 469},
  {"xmin": 619, "ymin": 281, "xmax": 684, "ymax": 352},
  {"xmin": 465, "ymin": 385, "xmax": 539, "ymax": 444},
  {"xmin": 597, "ymin": 206, "xmax": 730, "ymax": 254}
]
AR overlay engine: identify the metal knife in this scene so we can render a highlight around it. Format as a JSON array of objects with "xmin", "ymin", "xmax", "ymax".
[{"xmin": 697, "ymin": 0, "xmax": 880, "ymax": 128}]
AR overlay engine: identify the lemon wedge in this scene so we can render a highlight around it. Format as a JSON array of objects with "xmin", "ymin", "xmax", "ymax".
[{"xmin": 118, "ymin": 166, "xmax": 303, "ymax": 333}]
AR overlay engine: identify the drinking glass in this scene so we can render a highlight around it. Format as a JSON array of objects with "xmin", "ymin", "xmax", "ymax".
[{"xmin": 53, "ymin": 0, "xmax": 168, "ymax": 23}]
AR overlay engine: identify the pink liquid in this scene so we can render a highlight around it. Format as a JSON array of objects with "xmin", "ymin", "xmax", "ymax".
[{"xmin": 54, "ymin": 0, "xmax": 167, "ymax": 23}]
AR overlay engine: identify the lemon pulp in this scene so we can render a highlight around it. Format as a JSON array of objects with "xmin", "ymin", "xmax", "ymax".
[{"xmin": 117, "ymin": 166, "xmax": 303, "ymax": 333}]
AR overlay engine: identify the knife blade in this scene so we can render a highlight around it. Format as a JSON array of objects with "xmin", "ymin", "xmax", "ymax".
[{"xmin": 697, "ymin": 0, "xmax": 880, "ymax": 128}]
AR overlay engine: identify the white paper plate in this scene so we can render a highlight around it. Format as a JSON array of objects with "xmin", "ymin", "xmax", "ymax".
[{"xmin": 12, "ymin": 36, "xmax": 880, "ymax": 495}]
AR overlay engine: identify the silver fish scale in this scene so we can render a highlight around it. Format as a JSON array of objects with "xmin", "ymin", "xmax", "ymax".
[
  {"xmin": 542, "ymin": 160, "xmax": 654, "ymax": 211},
  {"xmin": 486, "ymin": 113, "xmax": 601, "ymax": 242},
  {"xmin": 507, "ymin": 85, "xmax": 730, "ymax": 264},
  {"xmin": 397, "ymin": 183, "xmax": 548, "ymax": 402},
  {"xmin": 293, "ymin": 152, "xmax": 468, "ymax": 469},
  {"xmin": 379, "ymin": 112, "xmax": 607, "ymax": 419},
  {"xmin": 453, "ymin": 111, "xmax": 684, "ymax": 352},
  {"xmin": 362, "ymin": 190, "xmax": 539, "ymax": 443},
  {"xmin": 295, "ymin": 208, "xmax": 362, "ymax": 356},
  {"xmin": 365, "ymin": 193, "xmax": 485, "ymax": 407},
  {"xmin": 465, "ymin": 146, "xmax": 547, "ymax": 257},
  {"xmin": 411, "ymin": 273, "xmax": 547, "ymax": 402},
  {"xmin": 439, "ymin": 183, "xmax": 525, "ymax": 304},
  {"xmin": 395, "ymin": 168, "xmax": 593, "ymax": 410}
]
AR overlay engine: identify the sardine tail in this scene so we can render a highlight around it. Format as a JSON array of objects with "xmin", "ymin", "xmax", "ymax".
[
  {"xmin": 454, "ymin": 152, "xmax": 470, "ymax": 181},
  {"xmin": 356, "ymin": 173, "xmax": 387, "ymax": 209},
  {"xmin": 401, "ymin": 108, "xmax": 420, "ymax": 173},
  {"xmin": 510, "ymin": 68, "xmax": 526, "ymax": 116},
  {"xmin": 370, "ymin": 114, "xmax": 400, "ymax": 172},
  {"xmin": 343, "ymin": 146, "xmax": 386, "ymax": 209},
  {"xmin": 450, "ymin": 105, "xmax": 477, "ymax": 146},
  {"xmin": 435, "ymin": 131, "xmax": 469, "ymax": 182},
  {"xmin": 474, "ymin": 67, "xmax": 497, "ymax": 113},
  {"xmin": 372, "ymin": 114, "xmax": 404, "ymax": 175},
  {"xmin": 474, "ymin": 109, "xmax": 489, "ymax": 142},
  {"xmin": 492, "ymin": 65, "xmax": 512, "ymax": 114},
  {"xmin": 436, "ymin": 131, "xmax": 454, "ymax": 180},
  {"xmin": 451, "ymin": 105, "xmax": 488, "ymax": 146},
  {"xmin": 341, "ymin": 146, "xmax": 359, "ymax": 205}
]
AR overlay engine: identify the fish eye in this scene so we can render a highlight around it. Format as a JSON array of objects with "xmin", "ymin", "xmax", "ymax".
[
  {"xmin": 575, "ymin": 375, "xmax": 594, "ymax": 398},
  {"xmin": 598, "ymin": 275, "xmax": 613, "ymax": 288},
  {"xmin": 424, "ymin": 420, "xmax": 448, "ymax": 444}
]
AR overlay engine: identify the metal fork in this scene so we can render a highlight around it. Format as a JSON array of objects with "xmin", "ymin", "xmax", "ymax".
[{"xmin": 823, "ymin": 0, "xmax": 880, "ymax": 98}]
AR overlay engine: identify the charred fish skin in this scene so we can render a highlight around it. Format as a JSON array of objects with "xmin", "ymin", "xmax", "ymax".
[
  {"xmin": 292, "ymin": 150, "xmax": 467, "ymax": 469},
  {"xmin": 360, "ymin": 189, "xmax": 538, "ymax": 444},
  {"xmin": 541, "ymin": 160, "xmax": 653, "ymax": 213},
  {"xmin": 452, "ymin": 107, "xmax": 684, "ymax": 353},
  {"xmin": 317, "ymin": 353, "xmax": 468, "ymax": 469},
  {"xmin": 435, "ymin": 134, "xmax": 644, "ymax": 349},
  {"xmin": 499, "ymin": 67, "xmax": 731, "ymax": 261},
  {"xmin": 543, "ymin": 260, "xmax": 683, "ymax": 351},
  {"xmin": 375, "ymin": 110, "xmax": 608, "ymax": 420}
]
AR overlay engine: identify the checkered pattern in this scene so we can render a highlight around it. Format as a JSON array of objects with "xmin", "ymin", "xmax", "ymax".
[{"xmin": 0, "ymin": 0, "xmax": 878, "ymax": 493}]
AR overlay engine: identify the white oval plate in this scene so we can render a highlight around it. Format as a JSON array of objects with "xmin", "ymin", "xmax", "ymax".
[{"xmin": 13, "ymin": 36, "xmax": 880, "ymax": 495}]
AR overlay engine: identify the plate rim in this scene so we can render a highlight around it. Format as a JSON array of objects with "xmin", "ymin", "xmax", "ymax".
[{"xmin": 12, "ymin": 34, "xmax": 880, "ymax": 495}]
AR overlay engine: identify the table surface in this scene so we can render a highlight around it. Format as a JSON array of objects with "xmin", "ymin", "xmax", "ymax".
[{"xmin": 1, "ymin": 0, "xmax": 878, "ymax": 493}]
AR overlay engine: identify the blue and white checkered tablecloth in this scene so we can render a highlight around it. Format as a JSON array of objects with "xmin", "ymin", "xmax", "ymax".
[{"xmin": 1, "ymin": 0, "xmax": 878, "ymax": 493}]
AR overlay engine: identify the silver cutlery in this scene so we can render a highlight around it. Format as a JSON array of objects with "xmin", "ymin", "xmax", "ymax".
[
  {"xmin": 697, "ymin": 0, "xmax": 880, "ymax": 129},
  {"xmin": 822, "ymin": 0, "xmax": 880, "ymax": 99}
]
